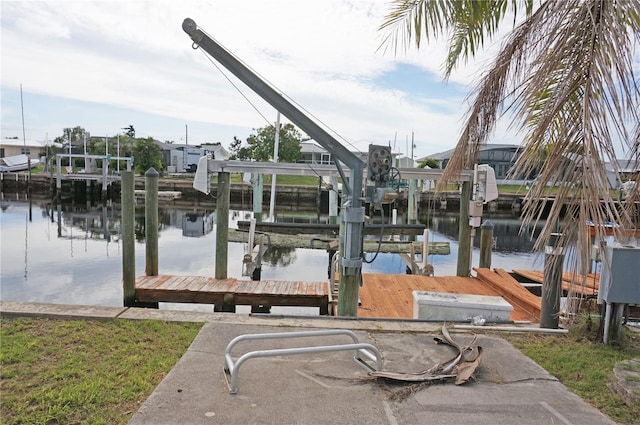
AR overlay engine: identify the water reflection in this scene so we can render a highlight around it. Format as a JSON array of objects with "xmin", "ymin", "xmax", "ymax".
[
  {"xmin": 0, "ymin": 196, "xmax": 544, "ymax": 311},
  {"xmin": 429, "ymin": 214, "xmax": 540, "ymax": 253}
]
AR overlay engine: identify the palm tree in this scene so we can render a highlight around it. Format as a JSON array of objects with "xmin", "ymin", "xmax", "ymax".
[{"xmin": 380, "ymin": 0, "xmax": 640, "ymax": 318}]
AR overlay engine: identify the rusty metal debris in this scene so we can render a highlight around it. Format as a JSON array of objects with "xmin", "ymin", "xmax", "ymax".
[{"xmin": 368, "ymin": 324, "xmax": 483, "ymax": 386}]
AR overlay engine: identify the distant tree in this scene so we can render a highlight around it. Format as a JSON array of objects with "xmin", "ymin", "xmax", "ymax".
[
  {"xmin": 247, "ymin": 123, "xmax": 302, "ymax": 163},
  {"xmin": 228, "ymin": 136, "xmax": 252, "ymax": 161},
  {"xmin": 52, "ymin": 126, "xmax": 90, "ymax": 167},
  {"xmin": 54, "ymin": 126, "xmax": 89, "ymax": 147},
  {"xmin": 118, "ymin": 134, "xmax": 135, "ymax": 155},
  {"xmin": 122, "ymin": 125, "xmax": 135, "ymax": 138},
  {"xmin": 132, "ymin": 137, "xmax": 163, "ymax": 174},
  {"xmin": 418, "ymin": 158, "xmax": 439, "ymax": 169}
]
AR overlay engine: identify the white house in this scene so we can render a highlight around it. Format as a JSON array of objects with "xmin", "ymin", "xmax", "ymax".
[
  {"xmin": 161, "ymin": 142, "xmax": 229, "ymax": 173},
  {"xmin": 0, "ymin": 138, "xmax": 46, "ymax": 161}
]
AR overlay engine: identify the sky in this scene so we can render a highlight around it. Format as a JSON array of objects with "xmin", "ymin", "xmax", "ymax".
[{"xmin": 3, "ymin": 0, "xmax": 526, "ymax": 159}]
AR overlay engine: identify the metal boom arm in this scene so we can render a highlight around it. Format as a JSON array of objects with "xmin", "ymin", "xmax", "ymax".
[{"xmin": 182, "ymin": 18, "xmax": 365, "ymax": 316}]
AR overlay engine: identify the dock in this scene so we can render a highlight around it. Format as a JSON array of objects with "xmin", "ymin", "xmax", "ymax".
[
  {"xmin": 236, "ymin": 221, "xmax": 428, "ymax": 236},
  {"xmin": 512, "ymin": 269, "xmax": 599, "ymax": 296},
  {"xmin": 135, "ymin": 268, "xmax": 544, "ymax": 323},
  {"xmin": 358, "ymin": 268, "xmax": 542, "ymax": 323},
  {"xmin": 135, "ymin": 275, "xmax": 330, "ymax": 314},
  {"xmin": 227, "ymin": 228, "xmax": 450, "ymax": 255}
]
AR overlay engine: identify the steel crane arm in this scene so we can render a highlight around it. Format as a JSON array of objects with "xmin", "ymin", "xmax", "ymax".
[
  {"xmin": 181, "ymin": 18, "xmax": 364, "ymax": 176},
  {"xmin": 182, "ymin": 18, "xmax": 365, "ymax": 305}
]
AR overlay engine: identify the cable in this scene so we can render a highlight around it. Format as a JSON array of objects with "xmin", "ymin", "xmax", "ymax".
[
  {"xmin": 197, "ymin": 49, "xmax": 272, "ymax": 126},
  {"xmin": 194, "ymin": 27, "xmax": 363, "ymax": 153},
  {"xmin": 362, "ymin": 205, "xmax": 385, "ymax": 264}
]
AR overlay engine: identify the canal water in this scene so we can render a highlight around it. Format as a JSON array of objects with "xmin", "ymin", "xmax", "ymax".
[{"xmin": 0, "ymin": 196, "xmax": 545, "ymax": 314}]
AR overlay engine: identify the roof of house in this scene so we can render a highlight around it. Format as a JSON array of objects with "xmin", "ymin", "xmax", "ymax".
[
  {"xmin": 605, "ymin": 159, "xmax": 640, "ymax": 173},
  {"xmin": 0, "ymin": 139, "xmax": 47, "ymax": 148},
  {"xmin": 418, "ymin": 144, "xmax": 523, "ymax": 162}
]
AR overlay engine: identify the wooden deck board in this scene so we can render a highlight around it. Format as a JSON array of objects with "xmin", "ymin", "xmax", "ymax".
[
  {"xmin": 135, "ymin": 275, "xmax": 329, "ymax": 311},
  {"xmin": 358, "ymin": 271, "xmax": 541, "ymax": 322},
  {"xmin": 512, "ymin": 269, "xmax": 600, "ymax": 295}
]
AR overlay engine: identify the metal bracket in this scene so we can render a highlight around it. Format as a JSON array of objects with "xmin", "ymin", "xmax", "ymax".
[
  {"xmin": 342, "ymin": 206, "xmax": 365, "ymax": 224},
  {"xmin": 223, "ymin": 330, "xmax": 383, "ymax": 394}
]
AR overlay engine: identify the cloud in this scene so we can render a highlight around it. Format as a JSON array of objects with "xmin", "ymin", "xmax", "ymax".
[{"xmin": 0, "ymin": 0, "xmax": 519, "ymax": 156}]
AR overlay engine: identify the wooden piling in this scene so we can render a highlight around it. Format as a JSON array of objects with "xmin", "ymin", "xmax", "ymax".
[
  {"xmin": 479, "ymin": 220, "xmax": 494, "ymax": 269},
  {"xmin": 121, "ymin": 171, "xmax": 136, "ymax": 306},
  {"xmin": 540, "ymin": 233, "xmax": 564, "ymax": 329},
  {"xmin": 328, "ymin": 176, "xmax": 338, "ymax": 225},
  {"xmin": 214, "ymin": 293, "xmax": 236, "ymax": 313},
  {"xmin": 457, "ymin": 181, "xmax": 472, "ymax": 277},
  {"xmin": 252, "ymin": 172, "xmax": 263, "ymax": 221},
  {"xmin": 101, "ymin": 161, "xmax": 108, "ymax": 202},
  {"xmin": 145, "ymin": 168, "xmax": 159, "ymax": 276},
  {"xmin": 408, "ymin": 179, "xmax": 417, "ymax": 223},
  {"xmin": 216, "ymin": 171, "xmax": 231, "ymax": 279}
]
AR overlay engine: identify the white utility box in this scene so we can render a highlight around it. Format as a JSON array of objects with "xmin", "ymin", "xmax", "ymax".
[{"xmin": 413, "ymin": 291, "xmax": 513, "ymax": 322}]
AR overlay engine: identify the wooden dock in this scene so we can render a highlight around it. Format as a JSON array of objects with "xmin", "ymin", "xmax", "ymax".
[
  {"xmin": 135, "ymin": 275, "xmax": 330, "ymax": 314},
  {"xmin": 358, "ymin": 269, "xmax": 541, "ymax": 323},
  {"xmin": 134, "ymin": 269, "xmax": 547, "ymax": 323},
  {"xmin": 512, "ymin": 269, "xmax": 600, "ymax": 296}
]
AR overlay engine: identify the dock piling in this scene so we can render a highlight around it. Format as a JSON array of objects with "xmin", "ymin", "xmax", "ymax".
[
  {"xmin": 408, "ymin": 179, "xmax": 417, "ymax": 223},
  {"xmin": 252, "ymin": 172, "xmax": 263, "ymax": 221},
  {"xmin": 328, "ymin": 176, "xmax": 338, "ymax": 225},
  {"xmin": 479, "ymin": 220, "xmax": 494, "ymax": 269},
  {"xmin": 145, "ymin": 168, "xmax": 159, "ymax": 276},
  {"xmin": 121, "ymin": 170, "xmax": 136, "ymax": 306},
  {"xmin": 216, "ymin": 172, "xmax": 231, "ymax": 280},
  {"xmin": 540, "ymin": 233, "xmax": 564, "ymax": 329},
  {"xmin": 457, "ymin": 181, "xmax": 472, "ymax": 277}
]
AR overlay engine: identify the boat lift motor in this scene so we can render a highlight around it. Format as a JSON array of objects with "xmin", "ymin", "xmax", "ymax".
[{"xmin": 367, "ymin": 144, "xmax": 397, "ymax": 210}]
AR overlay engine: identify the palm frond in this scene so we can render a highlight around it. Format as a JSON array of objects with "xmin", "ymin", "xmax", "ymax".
[
  {"xmin": 379, "ymin": 0, "xmax": 534, "ymax": 76},
  {"xmin": 380, "ymin": 0, "xmax": 640, "ymax": 317}
]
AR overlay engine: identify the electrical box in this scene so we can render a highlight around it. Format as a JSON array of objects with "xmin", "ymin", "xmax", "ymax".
[
  {"xmin": 474, "ymin": 164, "xmax": 499, "ymax": 203},
  {"xmin": 598, "ymin": 246, "xmax": 640, "ymax": 304}
]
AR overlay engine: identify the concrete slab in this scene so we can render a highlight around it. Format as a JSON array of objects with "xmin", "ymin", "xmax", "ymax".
[
  {"xmin": 128, "ymin": 322, "xmax": 616, "ymax": 425},
  {"xmin": 118, "ymin": 308, "xmax": 225, "ymax": 323},
  {"xmin": 128, "ymin": 323, "xmax": 392, "ymax": 425},
  {"xmin": 0, "ymin": 301, "xmax": 127, "ymax": 319},
  {"xmin": 376, "ymin": 333, "xmax": 615, "ymax": 425}
]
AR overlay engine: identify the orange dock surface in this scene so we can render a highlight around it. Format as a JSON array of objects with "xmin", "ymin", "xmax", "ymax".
[
  {"xmin": 512, "ymin": 270, "xmax": 599, "ymax": 296},
  {"xmin": 358, "ymin": 269, "xmax": 541, "ymax": 323}
]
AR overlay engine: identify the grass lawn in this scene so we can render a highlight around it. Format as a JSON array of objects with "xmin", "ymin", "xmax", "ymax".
[
  {"xmin": 503, "ymin": 316, "xmax": 640, "ymax": 424},
  {"xmin": 2, "ymin": 315, "xmax": 638, "ymax": 424},
  {"xmin": 0, "ymin": 318, "xmax": 202, "ymax": 425}
]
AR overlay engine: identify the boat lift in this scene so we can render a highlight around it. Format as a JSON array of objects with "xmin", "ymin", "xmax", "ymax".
[
  {"xmin": 183, "ymin": 18, "xmax": 370, "ymax": 316},
  {"xmin": 182, "ymin": 18, "xmax": 498, "ymax": 314}
]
